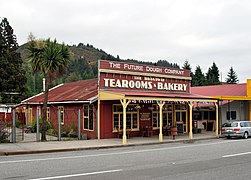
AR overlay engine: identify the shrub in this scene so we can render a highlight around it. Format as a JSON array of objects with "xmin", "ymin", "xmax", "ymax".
[{"xmin": 0, "ymin": 121, "xmax": 10, "ymax": 143}]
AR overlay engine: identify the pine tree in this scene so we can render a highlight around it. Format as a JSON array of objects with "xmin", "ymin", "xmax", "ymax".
[
  {"xmin": 0, "ymin": 18, "xmax": 27, "ymax": 103},
  {"xmin": 206, "ymin": 62, "xmax": 220, "ymax": 85},
  {"xmin": 193, "ymin": 66, "xmax": 206, "ymax": 86},
  {"xmin": 182, "ymin": 60, "xmax": 194, "ymax": 78},
  {"xmin": 226, "ymin": 66, "xmax": 239, "ymax": 84}
]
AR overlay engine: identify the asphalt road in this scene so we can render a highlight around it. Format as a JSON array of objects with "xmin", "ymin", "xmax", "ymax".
[{"xmin": 1, "ymin": 138, "xmax": 251, "ymax": 180}]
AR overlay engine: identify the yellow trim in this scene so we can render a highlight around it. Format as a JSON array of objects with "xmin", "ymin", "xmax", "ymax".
[
  {"xmin": 188, "ymin": 103, "xmax": 193, "ymax": 139},
  {"xmin": 212, "ymin": 96, "xmax": 251, "ymax": 100},
  {"xmin": 98, "ymin": 90, "xmax": 100, "ymax": 139},
  {"xmin": 158, "ymin": 102, "xmax": 164, "ymax": 142},
  {"xmin": 249, "ymin": 102, "xmax": 251, "ymax": 121},
  {"xmin": 247, "ymin": 79, "xmax": 251, "ymax": 97},
  {"xmin": 99, "ymin": 90, "xmax": 217, "ymax": 103},
  {"xmin": 215, "ymin": 103, "xmax": 219, "ymax": 137},
  {"xmin": 99, "ymin": 90, "xmax": 125, "ymax": 100},
  {"xmin": 99, "ymin": 69, "xmax": 192, "ymax": 80}
]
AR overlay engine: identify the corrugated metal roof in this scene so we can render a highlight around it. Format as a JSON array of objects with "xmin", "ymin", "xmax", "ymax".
[
  {"xmin": 22, "ymin": 78, "xmax": 98, "ymax": 104},
  {"xmin": 23, "ymin": 79, "xmax": 247, "ymax": 105},
  {"xmin": 191, "ymin": 83, "xmax": 247, "ymax": 97}
]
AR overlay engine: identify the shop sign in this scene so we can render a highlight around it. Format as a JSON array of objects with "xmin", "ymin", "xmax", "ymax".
[
  {"xmin": 99, "ymin": 60, "xmax": 190, "ymax": 77},
  {"xmin": 99, "ymin": 73, "xmax": 190, "ymax": 93},
  {"xmin": 99, "ymin": 60, "xmax": 191, "ymax": 93}
]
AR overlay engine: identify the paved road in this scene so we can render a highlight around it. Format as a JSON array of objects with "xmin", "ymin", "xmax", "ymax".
[{"xmin": 1, "ymin": 138, "xmax": 251, "ymax": 180}]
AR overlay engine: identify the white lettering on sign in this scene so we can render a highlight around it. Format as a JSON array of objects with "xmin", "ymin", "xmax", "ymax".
[
  {"xmin": 157, "ymin": 82, "xmax": 187, "ymax": 91},
  {"xmin": 103, "ymin": 78, "xmax": 187, "ymax": 91},
  {"xmin": 124, "ymin": 64, "xmax": 143, "ymax": 71},
  {"xmin": 104, "ymin": 78, "xmax": 153, "ymax": 89},
  {"xmin": 146, "ymin": 66, "xmax": 162, "ymax": 73},
  {"xmin": 109, "ymin": 62, "xmax": 120, "ymax": 69},
  {"xmin": 164, "ymin": 68, "xmax": 184, "ymax": 75}
]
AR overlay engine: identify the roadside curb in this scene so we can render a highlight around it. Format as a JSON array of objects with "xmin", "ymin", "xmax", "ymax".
[{"xmin": 0, "ymin": 137, "xmax": 217, "ymax": 156}]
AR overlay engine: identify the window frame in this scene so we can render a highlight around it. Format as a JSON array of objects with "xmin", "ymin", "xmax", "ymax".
[
  {"xmin": 83, "ymin": 104, "xmax": 94, "ymax": 131},
  {"xmin": 112, "ymin": 104, "xmax": 139, "ymax": 132}
]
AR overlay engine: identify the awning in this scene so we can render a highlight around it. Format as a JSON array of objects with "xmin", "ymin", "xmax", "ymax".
[{"xmin": 99, "ymin": 90, "xmax": 218, "ymax": 103}]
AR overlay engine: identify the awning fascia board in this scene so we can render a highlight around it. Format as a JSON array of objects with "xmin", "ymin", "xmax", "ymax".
[
  {"xmin": 99, "ymin": 90, "xmax": 217, "ymax": 102},
  {"xmin": 212, "ymin": 96, "xmax": 251, "ymax": 101},
  {"xmin": 99, "ymin": 90, "xmax": 125, "ymax": 100},
  {"xmin": 126, "ymin": 96, "xmax": 217, "ymax": 103}
]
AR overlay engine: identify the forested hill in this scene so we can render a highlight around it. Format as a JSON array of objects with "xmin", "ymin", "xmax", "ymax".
[{"xmin": 18, "ymin": 42, "xmax": 180, "ymax": 96}]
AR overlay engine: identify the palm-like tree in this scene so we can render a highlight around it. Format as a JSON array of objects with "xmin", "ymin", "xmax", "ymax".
[{"xmin": 27, "ymin": 39, "xmax": 72, "ymax": 141}]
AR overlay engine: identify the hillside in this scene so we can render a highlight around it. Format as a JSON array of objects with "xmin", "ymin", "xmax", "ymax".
[{"xmin": 18, "ymin": 42, "xmax": 181, "ymax": 97}]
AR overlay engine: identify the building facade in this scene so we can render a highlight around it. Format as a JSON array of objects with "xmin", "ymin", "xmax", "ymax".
[{"xmin": 18, "ymin": 60, "xmax": 219, "ymax": 143}]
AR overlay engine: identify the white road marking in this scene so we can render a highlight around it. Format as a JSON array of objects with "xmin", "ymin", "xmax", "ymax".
[
  {"xmin": 0, "ymin": 139, "xmax": 248, "ymax": 164},
  {"xmin": 222, "ymin": 151, "xmax": 251, "ymax": 158},
  {"xmin": 28, "ymin": 169, "xmax": 122, "ymax": 180}
]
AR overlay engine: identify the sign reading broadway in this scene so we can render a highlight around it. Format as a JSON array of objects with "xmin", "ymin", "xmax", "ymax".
[{"xmin": 98, "ymin": 60, "xmax": 191, "ymax": 93}]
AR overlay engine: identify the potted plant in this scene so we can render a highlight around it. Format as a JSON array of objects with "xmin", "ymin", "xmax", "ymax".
[{"xmin": 134, "ymin": 105, "xmax": 141, "ymax": 110}]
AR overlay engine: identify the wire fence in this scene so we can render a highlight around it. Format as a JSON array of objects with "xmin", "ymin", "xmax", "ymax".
[{"xmin": 1, "ymin": 108, "xmax": 83, "ymax": 143}]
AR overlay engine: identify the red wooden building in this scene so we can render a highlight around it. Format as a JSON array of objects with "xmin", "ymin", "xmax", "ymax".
[{"xmin": 17, "ymin": 60, "xmax": 219, "ymax": 143}]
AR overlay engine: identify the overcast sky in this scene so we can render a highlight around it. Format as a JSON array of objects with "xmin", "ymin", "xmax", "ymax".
[{"xmin": 1, "ymin": 0, "xmax": 250, "ymax": 83}]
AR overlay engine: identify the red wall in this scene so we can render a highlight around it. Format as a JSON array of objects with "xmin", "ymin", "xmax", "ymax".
[{"xmin": 99, "ymin": 101, "xmax": 159, "ymax": 139}]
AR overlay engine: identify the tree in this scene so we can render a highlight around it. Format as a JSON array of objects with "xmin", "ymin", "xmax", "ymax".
[
  {"xmin": 206, "ymin": 62, "xmax": 220, "ymax": 85},
  {"xmin": 182, "ymin": 60, "xmax": 194, "ymax": 84},
  {"xmin": 226, "ymin": 66, "xmax": 239, "ymax": 84},
  {"xmin": 0, "ymin": 18, "xmax": 27, "ymax": 103},
  {"xmin": 193, "ymin": 66, "xmax": 206, "ymax": 86},
  {"xmin": 27, "ymin": 39, "xmax": 72, "ymax": 141}
]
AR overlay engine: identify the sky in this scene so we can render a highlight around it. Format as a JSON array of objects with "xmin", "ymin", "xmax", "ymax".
[{"xmin": 1, "ymin": 0, "xmax": 250, "ymax": 83}]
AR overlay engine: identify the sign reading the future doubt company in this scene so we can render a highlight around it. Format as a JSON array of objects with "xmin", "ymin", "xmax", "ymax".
[
  {"xmin": 99, "ymin": 60, "xmax": 190, "ymax": 77},
  {"xmin": 99, "ymin": 60, "xmax": 191, "ymax": 93}
]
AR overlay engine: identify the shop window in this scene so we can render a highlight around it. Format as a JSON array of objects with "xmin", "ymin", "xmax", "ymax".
[
  {"xmin": 83, "ymin": 105, "xmax": 94, "ymax": 131},
  {"xmin": 209, "ymin": 111, "xmax": 216, "ymax": 120},
  {"xmin": 203, "ymin": 111, "xmax": 208, "ymax": 120},
  {"xmin": 175, "ymin": 109, "xmax": 187, "ymax": 132},
  {"xmin": 193, "ymin": 112, "xmax": 202, "ymax": 120},
  {"xmin": 113, "ymin": 104, "xmax": 138, "ymax": 132},
  {"xmin": 152, "ymin": 112, "xmax": 159, "ymax": 128},
  {"xmin": 226, "ymin": 111, "xmax": 236, "ymax": 120},
  {"xmin": 58, "ymin": 106, "xmax": 64, "ymax": 125}
]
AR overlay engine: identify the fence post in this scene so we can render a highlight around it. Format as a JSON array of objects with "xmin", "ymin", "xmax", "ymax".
[
  {"xmin": 58, "ymin": 109, "xmax": 61, "ymax": 141},
  {"xmin": 12, "ymin": 109, "xmax": 16, "ymax": 143},
  {"xmin": 78, "ymin": 109, "xmax": 81, "ymax": 140},
  {"xmin": 36, "ymin": 107, "xmax": 40, "ymax": 141}
]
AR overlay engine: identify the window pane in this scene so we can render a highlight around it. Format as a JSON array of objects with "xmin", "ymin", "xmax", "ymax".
[
  {"xmin": 114, "ymin": 114, "xmax": 119, "ymax": 131},
  {"xmin": 176, "ymin": 112, "xmax": 180, "ymax": 121},
  {"xmin": 84, "ymin": 118, "xmax": 88, "ymax": 129},
  {"xmin": 209, "ymin": 111, "xmax": 216, "ymax": 120},
  {"xmin": 163, "ymin": 113, "xmax": 167, "ymax": 127},
  {"xmin": 231, "ymin": 111, "xmax": 236, "ymax": 120},
  {"xmin": 89, "ymin": 106, "xmax": 93, "ymax": 130},
  {"xmin": 132, "ymin": 113, "xmax": 138, "ymax": 129},
  {"xmin": 126, "ymin": 114, "xmax": 131, "ymax": 129},
  {"xmin": 119, "ymin": 114, "xmax": 123, "ymax": 130},
  {"xmin": 84, "ymin": 105, "xmax": 88, "ymax": 117},
  {"xmin": 153, "ymin": 113, "xmax": 158, "ymax": 128},
  {"xmin": 168, "ymin": 112, "xmax": 172, "ymax": 126},
  {"xmin": 182, "ymin": 112, "xmax": 186, "ymax": 124},
  {"xmin": 204, "ymin": 112, "xmax": 208, "ymax": 120}
]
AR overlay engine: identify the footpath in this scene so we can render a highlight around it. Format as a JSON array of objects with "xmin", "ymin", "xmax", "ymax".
[{"xmin": 0, "ymin": 133, "xmax": 218, "ymax": 156}]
